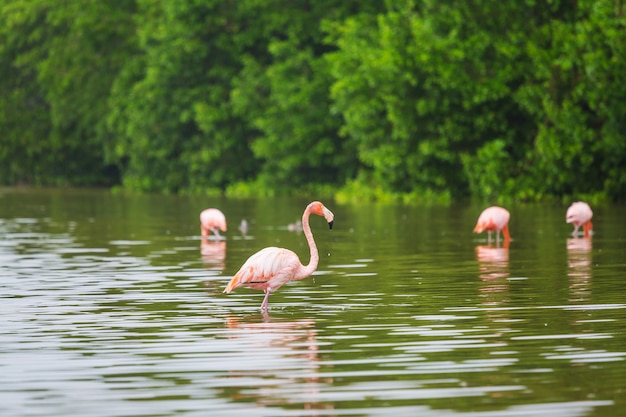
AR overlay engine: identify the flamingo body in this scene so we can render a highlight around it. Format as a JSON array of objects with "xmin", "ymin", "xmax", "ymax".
[
  {"xmin": 200, "ymin": 208, "xmax": 227, "ymax": 238},
  {"xmin": 566, "ymin": 201, "xmax": 593, "ymax": 237},
  {"xmin": 224, "ymin": 201, "xmax": 334, "ymax": 311},
  {"xmin": 225, "ymin": 247, "xmax": 302, "ymax": 293},
  {"xmin": 473, "ymin": 206, "xmax": 511, "ymax": 244}
]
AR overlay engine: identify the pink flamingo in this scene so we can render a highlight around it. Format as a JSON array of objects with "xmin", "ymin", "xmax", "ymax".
[
  {"xmin": 200, "ymin": 208, "xmax": 227, "ymax": 239},
  {"xmin": 473, "ymin": 206, "xmax": 511, "ymax": 245},
  {"xmin": 224, "ymin": 201, "xmax": 334, "ymax": 311},
  {"xmin": 566, "ymin": 201, "xmax": 593, "ymax": 238}
]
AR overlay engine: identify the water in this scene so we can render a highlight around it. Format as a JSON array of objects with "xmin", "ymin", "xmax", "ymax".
[{"xmin": 1, "ymin": 188, "xmax": 625, "ymax": 416}]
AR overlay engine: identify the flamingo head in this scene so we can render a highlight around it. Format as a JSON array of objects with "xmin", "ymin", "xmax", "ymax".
[{"xmin": 308, "ymin": 201, "xmax": 334, "ymax": 229}]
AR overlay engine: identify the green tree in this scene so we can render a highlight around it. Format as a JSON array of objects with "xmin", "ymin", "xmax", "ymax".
[
  {"xmin": 327, "ymin": 1, "xmax": 534, "ymax": 198},
  {"xmin": 230, "ymin": 1, "xmax": 383, "ymax": 191},
  {"xmin": 107, "ymin": 0, "xmax": 259, "ymax": 193},
  {"xmin": 1, "ymin": 0, "xmax": 624, "ymax": 201},
  {"xmin": 0, "ymin": 0, "xmax": 51, "ymax": 184},
  {"xmin": 516, "ymin": 0, "xmax": 626, "ymax": 200},
  {"xmin": 0, "ymin": 0, "xmax": 134, "ymax": 185},
  {"xmin": 328, "ymin": 0, "xmax": 626, "ymax": 201}
]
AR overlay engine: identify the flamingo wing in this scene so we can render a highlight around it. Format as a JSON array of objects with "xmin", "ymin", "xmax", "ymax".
[
  {"xmin": 224, "ymin": 247, "xmax": 301, "ymax": 293},
  {"xmin": 492, "ymin": 208, "xmax": 510, "ymax": 230}
]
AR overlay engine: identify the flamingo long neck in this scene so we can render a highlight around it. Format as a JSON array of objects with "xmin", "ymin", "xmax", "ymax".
[{"xmin": 297, "ymin": 206, "xmax": 319, "ymax": 279}]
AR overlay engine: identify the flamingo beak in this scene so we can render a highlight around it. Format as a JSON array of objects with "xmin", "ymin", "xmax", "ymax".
[{"xmin": 323, "ymin": 207, "xmax": 334, "ymax": 230}]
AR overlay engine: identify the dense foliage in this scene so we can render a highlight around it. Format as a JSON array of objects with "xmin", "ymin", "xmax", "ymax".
[{"xmin": 1, "ymin": 0, "xmax": 624, "ymax": 201}]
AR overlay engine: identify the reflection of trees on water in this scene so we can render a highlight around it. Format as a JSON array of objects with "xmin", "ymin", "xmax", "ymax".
[
  {"xmin": 222, "ymin": 314, "xmax": 333, "ymax": 413},
  {"xmin": 567, "ymin": 238, "xmax": 592, "ymax": 303},
  {"xmin": 200, "ymin": 240, "xmax": 226, "ymax": 271}
]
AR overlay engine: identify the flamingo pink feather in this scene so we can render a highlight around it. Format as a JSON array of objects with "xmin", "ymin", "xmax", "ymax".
[
  {"xmin": 200, "ymin": 208, "xmax": 227, "ymax": 238},
  {"xmin": 473, "ymin": 206, "xmax": 511, "ymax": 244},
  {"xmin": 566, "ymin": 201, "xmax": 593, "ymax": 237}
]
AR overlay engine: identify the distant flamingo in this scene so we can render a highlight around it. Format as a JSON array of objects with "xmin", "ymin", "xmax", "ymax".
[
  {"xmin": 473, "ymin": 206, "xmax": 511, "ymax": 245},
  {"xmin": 566, "ymin": 201, "xmax": 593, "ymax": 238},
  {"xmin": 200, "ymin": 208, "xmax": 227, "ymax": 239},
  {"xmin": 224, "ymin": 201, "xmax": 334, "ymax": 311}
]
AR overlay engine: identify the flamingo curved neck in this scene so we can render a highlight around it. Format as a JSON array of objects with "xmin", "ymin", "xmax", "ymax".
[{"xmin": 298, "ymin": 206, "xmax": 319, "ymax": 279}]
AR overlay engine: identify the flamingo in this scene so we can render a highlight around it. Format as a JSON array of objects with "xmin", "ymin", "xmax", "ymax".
[
  {"xmin": 224, "ymin": 201, "xmax": 334, "ymax": 311},
  {"xmin": 473, "ymin": 206, "xmax": 511, "ymax": 245},
  {"xmin": 200, "ymin": 208, "xmax": 227, "ymax": 239},
  {"xmin": 566, "ymin": 201, "xmax": 593, "ymax": 238}
]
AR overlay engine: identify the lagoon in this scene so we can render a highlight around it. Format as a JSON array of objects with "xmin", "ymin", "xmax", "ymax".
[{"xmin": 1, "ymin": 188, "xmax": 624, "ymax": 416}]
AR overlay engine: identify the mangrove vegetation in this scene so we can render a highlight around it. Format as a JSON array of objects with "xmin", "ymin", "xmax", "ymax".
[{"xmin": 1, "ymin": 0, "xmax": 625, "ymax": 202}]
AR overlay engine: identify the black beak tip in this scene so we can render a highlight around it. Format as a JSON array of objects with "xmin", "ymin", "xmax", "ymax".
[{"xmin": 328, "ymin": 220, "xmax": 334, "ymax": 230}]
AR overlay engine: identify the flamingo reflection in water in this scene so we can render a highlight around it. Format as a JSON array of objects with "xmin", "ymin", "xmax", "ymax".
[
  {"xmin": 201, "ymin": 239, "xmax": 226, "ymax": 271},
  {"xmin": 567, "ymin": 238, "xmax": 592, "ymax": 303},
  {"xmin": 222, "ymin": 314, "xmax": 334, "ymax": 412},
  {"xmin": 475, "ymin": 244, "xmax": 511, "ymax": 335},
  {"xmin": 475, "ymin": 245, "xmax": 510, "ymax": 306}
]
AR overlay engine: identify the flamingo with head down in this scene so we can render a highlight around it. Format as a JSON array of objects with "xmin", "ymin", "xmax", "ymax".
[
  {"xmin": 200, "ymin": 208, "xmax": 227, "ymax": 239},
  {"xmin": 566, "ymin": 201, "xmax": 593, "ymax": 238},
  {"xmin": 224, "ymin": 201, "xmax": 334, "ymax": 311},
  {"xmin": 473, "ymin": 206, "xmax": 511, "ymax": 246}
]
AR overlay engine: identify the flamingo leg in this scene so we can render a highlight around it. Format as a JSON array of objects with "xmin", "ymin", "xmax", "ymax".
[
  {"xmin": 260, "ymin": 289, "xmax": 271, "ymax": 311},
  {"xmin": 583, "ymin": 221, "xmax": 593, "ymax": 238},
  {"xmin": 487, "ymin": 231, "xmax": 492, "ymax": 245},
  {"xmin": 572, "ymin": 224, "xmax": 580, "ymax": 237},
  {"xmin": 502, "ymin": 225, "xmax": 511, "ymax": 243}
]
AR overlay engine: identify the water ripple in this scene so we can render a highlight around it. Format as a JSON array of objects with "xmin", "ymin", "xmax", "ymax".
[{"xmin": 1, "ymin": 199, "xmax": 625, "ymax": 417}]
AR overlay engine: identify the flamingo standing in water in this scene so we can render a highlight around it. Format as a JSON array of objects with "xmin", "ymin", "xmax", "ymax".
[
  {"xmin": 224, "ymin": 201, "xmax": 334, "ymax": 311},
  {"xmin": 473, "ymin": 206, "xmax": 511, "ymax": 245},
  {"xmin": 200, "ymin": 208, "xmax": 227, "ymax": 239},
  {"xmin": 566, "ymin": 201, "xmax": 593, "ymax": 238}
]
